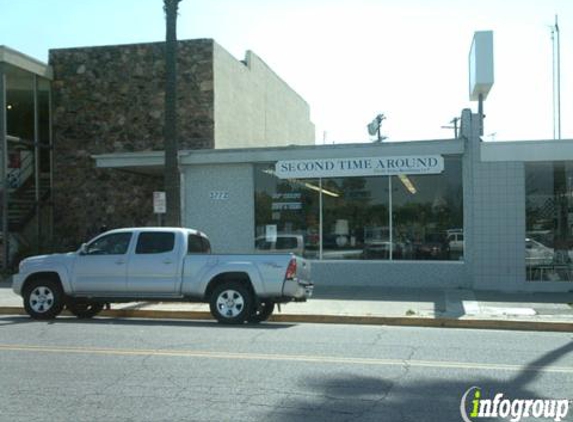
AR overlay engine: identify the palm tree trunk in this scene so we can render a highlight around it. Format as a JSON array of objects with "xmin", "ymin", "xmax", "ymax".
[{"xmin": 164, "ymin": 0, "xmax": 182, "ymax": 226}]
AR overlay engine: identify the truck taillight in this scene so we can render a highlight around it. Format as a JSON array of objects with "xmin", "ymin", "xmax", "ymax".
[{"xmin": 285, "ymin": 258, "xmax": 297, "ymax": 280}]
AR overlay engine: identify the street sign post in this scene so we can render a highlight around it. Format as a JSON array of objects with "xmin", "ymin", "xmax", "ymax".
[{"xmin": 153, "ymin": 191, "xmax": 166, "ymax": 225}]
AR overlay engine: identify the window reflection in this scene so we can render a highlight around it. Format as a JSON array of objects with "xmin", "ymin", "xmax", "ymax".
[
  {"xmin": 392, "ymin": 158, "xmax": 464, "ymax": 261},
  {"xmin": 254, "ymin": 168, "xmax": 319, "ymax": 258},
  {"xmin": 526, "ymin": 162, "xmax": 573, "ymax": 281},
  {"xmin": 254, "ymin": 156, "xmax": 463, "ymax": 261},
  {"xmin": 322, "ymin": 176, "xmax": 389, "ymax": 260}
]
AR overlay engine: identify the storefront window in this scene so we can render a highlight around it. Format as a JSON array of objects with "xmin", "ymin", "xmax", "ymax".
[
  {"xmin": 526, "ymin": 162, "xmax": 573, "ymax": 281},
  {"xmin": 254, "ymin": 156, "xmax": 463, "ymax": 261},
  {"xmin": 321, "ymin": 176, "xmax": 389, "ymax": 260},
  {"xmin": 392, "ymin": 157, "xmax": 464, "ymax": 260},
  {"xmin": 254, "ymin": 165, "xmax": 319, "ymax": 259}
]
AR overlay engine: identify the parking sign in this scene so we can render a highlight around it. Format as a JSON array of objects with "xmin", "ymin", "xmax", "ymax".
[{"xmin": 153, "ymin": 191, "xmax": 166, "ymax": 214}]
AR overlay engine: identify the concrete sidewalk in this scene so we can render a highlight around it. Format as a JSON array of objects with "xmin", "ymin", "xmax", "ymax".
[{"xmin": 1, "ymin": 279, "xmax": 573, "ymax": 332}]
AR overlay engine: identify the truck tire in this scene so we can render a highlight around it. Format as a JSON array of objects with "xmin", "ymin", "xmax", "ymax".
[
  {"xmin": 209, "ymin": 281, "xmax": 253, "ymax": 324},
  {"xmin": 67, "ymin": 300, "xmax": 104, "ymax": 319},
  {"xmin": 248, "ymin": 300, "xmax": 275, "ymax": 323},
  {"xmin": 23, "ymin": 279, "xmax": 64, "ymax": 320}
]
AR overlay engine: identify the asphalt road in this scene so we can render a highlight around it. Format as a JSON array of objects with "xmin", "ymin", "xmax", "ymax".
[{"xmin": 0, "ymin": 316, "xmax": 572, "ymax": 422}]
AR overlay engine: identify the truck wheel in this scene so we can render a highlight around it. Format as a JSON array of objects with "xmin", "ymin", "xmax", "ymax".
[
  {"xmin": 23, "ymin": 279, "xmax": 64, "ymax": 320},
  {"xmin": 209, "ymin": 281, "xmax": 253, "ymax": 324},
  {"xmin": 67, "ymin": 300, "xmax": 104, "ymax": 319},
  {"xmin": 247, "ymin": 300, "xmax": 275, "ymax": 323}
]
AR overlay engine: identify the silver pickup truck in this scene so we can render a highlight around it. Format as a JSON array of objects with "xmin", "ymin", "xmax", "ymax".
[{"xmin": 12, "ymin": 227, "xmax": 313, "ymax": 324}]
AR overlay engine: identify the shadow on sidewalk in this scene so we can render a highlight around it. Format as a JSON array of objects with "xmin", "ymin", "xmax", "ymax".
[{"xmin": 0, "ymin": 280, "xmax": 13, "ymax": 289}]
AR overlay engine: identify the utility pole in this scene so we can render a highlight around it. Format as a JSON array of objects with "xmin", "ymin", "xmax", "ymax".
[
  {"xmin": 550, "ymin": 15, "xmax": 561, "ymax": 140},
  {"xmin": 441, "ymin": 117, "xmax": 460, "ymax": 138},
  {"xmin": 163, "ymin": 0, "xmax": 182, "ymax": 226}
]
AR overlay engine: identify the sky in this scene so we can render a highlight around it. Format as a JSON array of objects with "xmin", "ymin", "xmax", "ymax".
[{"xmin": 1, "ymin": 0, "xmax": 573, "ymax": 143}]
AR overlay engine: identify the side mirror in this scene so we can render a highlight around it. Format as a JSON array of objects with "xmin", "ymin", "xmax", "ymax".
[{"xmin": 79, "ymin": 243, "xmax": 88, "ymax": 255}]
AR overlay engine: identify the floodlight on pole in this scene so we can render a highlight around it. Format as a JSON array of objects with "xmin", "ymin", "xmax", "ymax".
[{"xmin": 367, "ymin": 113, "xmax": 387, "ymax": 142}]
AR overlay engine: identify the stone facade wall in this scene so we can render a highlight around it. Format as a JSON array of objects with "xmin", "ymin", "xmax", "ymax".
[{"xmin": 50, "ymin": 40, "xmax": 215, "ymax": 248}]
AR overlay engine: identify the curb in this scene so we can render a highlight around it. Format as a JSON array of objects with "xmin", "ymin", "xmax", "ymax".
[{"xmin": 0, "ymin": 306, "xmax": 572, "ymax": 332}]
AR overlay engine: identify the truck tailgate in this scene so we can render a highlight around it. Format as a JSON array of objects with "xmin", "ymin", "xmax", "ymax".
[
  {"xmin": 281, "ymin": 255, "xmax": 313, "ymax": 300},
  {"xmin": 294, "ymin": 255, "xmax": 311, "ymax": 285}
]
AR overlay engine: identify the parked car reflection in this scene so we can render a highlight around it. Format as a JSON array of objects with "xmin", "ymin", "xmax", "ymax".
[
  {"xmin": 525, "ymin": 238, "xmax": 554, "ymax": 267},
  {"xmin": 413, "ymin": 234, "xmax": 448, "ymax": 260},
  {"xmin": 525, "ymin": 238, "xmax": 573, "ymax": 281},
  {"xmin": 255, "ymin": 235, "xmax": 304, "ymax": 256},
  {"xmin": 446, "ymin": 229, "xmax": 464, "ymax": 260},
  {"xmin": 362, "ymin": 241, "xmax": 402, "ymax": 260}
]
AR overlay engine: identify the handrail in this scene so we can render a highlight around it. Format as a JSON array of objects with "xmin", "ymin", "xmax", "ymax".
[
  {"xmin": 7, "ymin": 135, "xmax": 36, "ymax": 147},
  {"xmin": 6, "ymin": 150, "xmax": 34, "ymax": 190}
]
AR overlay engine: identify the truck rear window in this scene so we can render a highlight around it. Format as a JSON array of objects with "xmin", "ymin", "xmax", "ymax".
[
  {"xmin": 135, "ymin": 232, "xmax": 175, "ymax": 254},
  {"xmin": 276, "ymin": 237, "xmax": 298, "ymax": 249},
  {"xmin": 188, "ymin": 234, "xmax": 211, "ymax": 254}
]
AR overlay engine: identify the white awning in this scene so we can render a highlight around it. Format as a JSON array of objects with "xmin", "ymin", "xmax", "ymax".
[
  {"xmin": 92, "ymin": 151, "xmax": 164, "ymax": 175},
  {"xmin": 481, "ymin": 139, "xmax": 573, "ymax": 162},
  {"xmin": 0, "ymin": 46, "xmax": 53, "ymax": 80}
]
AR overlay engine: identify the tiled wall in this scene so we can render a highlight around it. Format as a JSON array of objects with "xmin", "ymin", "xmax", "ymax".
[
  {"xmin": 183, "ymin": 164, "xmax": 255, "ymax": 254},
  {"xmin": 471, "ymin": 163, "xmax": 526, "ymax": 289},
  {"xmin": 311, "ymin": 261, "xmax": 468, "ymax": 288},
  {"xmin": 461, "ymin": 110, "xmax": 527, "ymax": 290}
]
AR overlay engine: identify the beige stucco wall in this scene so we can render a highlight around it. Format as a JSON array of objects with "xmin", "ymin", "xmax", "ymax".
[{"xmin": 213, "ymin": 43, "xmax": 315, "ymax": 149}]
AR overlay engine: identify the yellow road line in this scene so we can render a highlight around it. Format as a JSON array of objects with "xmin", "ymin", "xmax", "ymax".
[{"xmin": 0, "ymin": 343, "xmax": 572, "ymax": 374}]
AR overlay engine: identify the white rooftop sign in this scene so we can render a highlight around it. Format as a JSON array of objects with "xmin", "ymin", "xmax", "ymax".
[{"xmin": 469, "ymin": 31, "xmax": 494, "ymax": 101}]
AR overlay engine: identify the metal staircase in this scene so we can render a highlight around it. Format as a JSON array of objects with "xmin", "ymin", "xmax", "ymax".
[
  {"xmin": 8, "ymin": 173, "xmax": 51, "ymax": 231},
  {"xmin": 0, "ymin": 149, "xmax": 52, "ymax": 269}
]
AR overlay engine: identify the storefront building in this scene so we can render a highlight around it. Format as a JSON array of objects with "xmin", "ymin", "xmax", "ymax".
[
  {"xmin": 94, "ymin": 109, "xmax": 573, "ymax": 292},
  {"xmin": 7, "ymin": 42, "xmax": 569, "ymax": 292},
  {"xmin": 49, "ymin": 39, "xmax": 315, "ymax": 248},
  {"xmin": 2, "ymin": 41, "xmax": 316, "ymax": 267}
]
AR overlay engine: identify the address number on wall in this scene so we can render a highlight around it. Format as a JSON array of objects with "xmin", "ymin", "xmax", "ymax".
[{"xmin": 209, "ymin": 191, "xmax": 230, "ymax": 200}]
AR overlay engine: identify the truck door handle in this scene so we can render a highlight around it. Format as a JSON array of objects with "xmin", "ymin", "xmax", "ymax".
[
  {"xmin": 115, "ymin": 260, "xmax": 125, "ymax": 265},
  {"xmin": 163, "ymin": 259, "xmax": 173, "ymax": 264}
]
